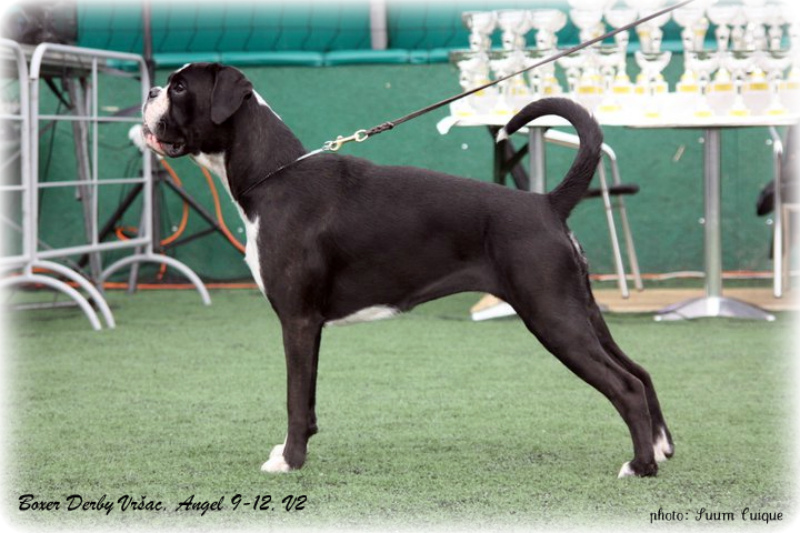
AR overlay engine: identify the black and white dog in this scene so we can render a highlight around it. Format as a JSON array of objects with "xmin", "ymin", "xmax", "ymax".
[{"xmin": 142, "ymin": 63, "xmax": 673, "ymax": 478}]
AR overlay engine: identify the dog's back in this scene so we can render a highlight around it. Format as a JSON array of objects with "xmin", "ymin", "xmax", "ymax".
[{"xmin": 263, "ymin": 98, "xmax": 602, "ymax": 320}]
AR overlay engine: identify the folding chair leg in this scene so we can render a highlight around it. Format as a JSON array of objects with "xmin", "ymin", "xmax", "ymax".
[
  {"xmin": 597, "ymin": 161, "xmax": 629, "ymax": 298},
  {"xmin": 609, "ymin": 155, "xmax": 643, "ymax": 291}
]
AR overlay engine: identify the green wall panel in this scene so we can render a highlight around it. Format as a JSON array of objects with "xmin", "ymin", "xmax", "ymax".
[{"xmin": 33, "ymin": 60, "xmax": 779, "ymax": 282}]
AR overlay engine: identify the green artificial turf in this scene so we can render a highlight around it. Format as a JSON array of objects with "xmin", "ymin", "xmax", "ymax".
[{"xmin": 2, "ymin": 289, "xmax": 797, "ymax": 531}]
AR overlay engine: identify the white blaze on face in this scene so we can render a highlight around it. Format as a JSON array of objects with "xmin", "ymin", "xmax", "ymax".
[{"xmin": 143, "ymin": 85, "xmax": 169, "ymax": 135}]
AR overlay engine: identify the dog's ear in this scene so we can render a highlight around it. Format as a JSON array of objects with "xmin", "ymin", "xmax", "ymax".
[{"xmin": 210, "ymin": 66, "xmax": 253, "ymax": 125}]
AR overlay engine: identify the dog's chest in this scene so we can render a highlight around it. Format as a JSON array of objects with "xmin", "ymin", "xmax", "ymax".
[
  {"xmin": 193, "ymin": 152, "xmax": 266, "ymax": 295},
  {"xmin": 242, "ymin": 215, "xmax": 265, "ymax": 295}
]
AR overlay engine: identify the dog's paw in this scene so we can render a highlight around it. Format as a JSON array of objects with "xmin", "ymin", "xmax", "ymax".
[
  {"xmin": 261, "ymin": 444, "xmax": 292, "ymax": 473},
  {"xmin": 617, "ymin": 459, "xmax": 658, "ymax": 478}
]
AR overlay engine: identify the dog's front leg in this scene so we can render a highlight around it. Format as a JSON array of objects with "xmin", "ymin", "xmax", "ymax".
[{"xmin": 261, "ymin": 317, "xmax": 322, "ymax": 473}]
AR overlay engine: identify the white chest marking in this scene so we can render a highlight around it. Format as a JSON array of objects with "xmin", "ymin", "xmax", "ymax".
[
  {"xmin": 192, "ymin": 152, "xmax": 265, "ymax": 295},
  {"xmin": 243, "ymin": 216, "xmax": 265, "ymax": 295},
  {"xmin": 193, "ymin": 152, "xmax": 231, "ymax": 194}
]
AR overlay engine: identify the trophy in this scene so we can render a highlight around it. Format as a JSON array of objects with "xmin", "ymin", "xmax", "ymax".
[
  {"xmin": 760, "ymin": 48, "xmax": 792, "ymax": 115},
  {"xmin": 524, "ymin": 48, "xmax": 561, "ymax": 98},
  {"xmin": 787, "ymin": 20, "xmax": 800, "ymax": 85},
  {"xmin": 557, "ymin": 49, "xmax": 585, "ymax": 101},
  {"xmin": 672, "ymin": 5, "xmax": 708, "ymax": 52},
  {"xmin": 604, "ymin": 6, "xmax": 637, "ymax": 95},
  {"xmin": 707, "ymin": 4, "xmax": 740, "ymax": 52},
  {"xmin": 450, "ymin": 50, "xmax": 495, "ymax": 116},
  {"xmin": 529, "ymin": 9, "xmax": 567, "ymax": 51},
  {"xmin": 672, "ymin": 6, "xmax": 707, "ymax": 98},
  {"xmin": 488, "ymin": 51, "xmax": 522, "ymax": 115},
  {"xmin": 635, "ymin": 50, "xmax": 672, "ymax": 118},
  {"xmin": 686, "ymin": 50, "xmax": 720, "ymax": 117},
  {"xmin": 577, "ymin": 48, "xmax": 603, "ymax": 108},
  {"xmin": 569, "ymin": 8, "xmax": 604, "ymax": 107},
  {"xmin": 706, "ymin": 6, "xmax": 740, "ymax": 112},
  {"xmin": 741, "ymin": 1, "xmax": 768, "ymax": 52},
  {"xmin": 496, "ymin": 10, "xmax": 531, "ymax": 51},
  {"xmin": 597, "ymin": 44, "xmax": 625, "ymax": 113},
  {"xmin": 729, "ymin": 7, "xmax": 749, "ymax": 51},
  {"xmin": 764, "ymin": 4, "xmax": 787, "ymax": 51},
  {"xmin": 462, "ymin": 11, "xmax": 496, "ymax": 52},
  {"xmin": 570, "ymin": 8, "xmax": 605, "ymax": 44},
  {"xmin": 725, "ymin": 50, "xmax": 755, "ymax": 116},
  {"xmin": 494, "ymin": 10, "xmax": 534, "ymax": 112},
  {"xmin": 526, "ymin": 9, "xmax": 565, "ymax": 99},
  {"xmin": 627, "ymin": 0, "xmax": 669, "ymax": 53}
]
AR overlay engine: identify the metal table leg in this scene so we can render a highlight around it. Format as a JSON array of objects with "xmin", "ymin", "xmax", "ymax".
[
  {"xmin": 656, "ymin": 128, "xmax": 775, "ymax": 321},
  {"xmin": 529, "ymin": 127, "xmax": 547, "ymax": 193}
]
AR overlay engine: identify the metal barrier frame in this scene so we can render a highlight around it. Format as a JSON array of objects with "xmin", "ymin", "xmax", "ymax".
[
  {"xmin": 768, "ymin": 126, "xmax": 799, "ymax": 299},
  {"xmin": 1, "ymin": 38, "xmax": 106, "ymax": 330},
  {"xmin": 1, "ymin": 39, "xmax": 32, "ymax": 270},
  {"xmin": 2, "ymin": 42, "xmax": 209, "ymax": 330}
]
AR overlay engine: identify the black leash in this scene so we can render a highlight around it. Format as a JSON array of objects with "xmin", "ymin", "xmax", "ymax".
[
  {"xmin": 237, "ymin": 0, "xmax": 694, "ymax": 200},
  {"xmin": 357, "ymin": 0, "xmax": 695, "ymax": 143}
]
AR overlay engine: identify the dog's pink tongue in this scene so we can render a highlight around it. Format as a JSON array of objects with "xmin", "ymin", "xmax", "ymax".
[{"xmin": 144, "ymin": 131, "xmax": 163, "ymax": 152}]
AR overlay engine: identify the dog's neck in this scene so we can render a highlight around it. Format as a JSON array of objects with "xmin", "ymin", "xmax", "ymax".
[{"xmin": 198, "ymin": 96, "xmax": 306, "ymax": 210}]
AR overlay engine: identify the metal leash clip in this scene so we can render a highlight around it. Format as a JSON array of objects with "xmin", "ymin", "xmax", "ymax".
[{"xmin": 323, "ymin": 129, "xmax": 369, "ymax": 152}]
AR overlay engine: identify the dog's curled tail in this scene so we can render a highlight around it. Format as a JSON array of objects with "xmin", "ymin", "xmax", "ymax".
[{"xmin": 497, "ymin": 98, "xmax": 602, "ymax": 220}]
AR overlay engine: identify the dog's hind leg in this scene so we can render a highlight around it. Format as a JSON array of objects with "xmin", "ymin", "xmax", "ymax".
[
  {"xmin": 586, "ymin": 302, "xmax": 674, "ymax": 463},
  {"xmin": 499, "ymin": 249, "xmax": 658, "ymax": 478},
  {"xmin": 522, "ymin": 306, "xmax": 657, "ymax": 477},
  {"xmin": 261, "ymin": 317, "xmax": 323, "ymax": 473}
]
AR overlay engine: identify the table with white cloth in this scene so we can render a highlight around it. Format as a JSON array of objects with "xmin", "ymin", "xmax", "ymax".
[{"xmin": 437, "ymin": 109, "xmax": 799, "ymax": 321}]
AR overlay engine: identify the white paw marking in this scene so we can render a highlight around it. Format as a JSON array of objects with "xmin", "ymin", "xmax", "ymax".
[
  {"xmin": 654, "ymin": 427, "xmax": 673, "ymax": 463},
  {"xmin": 261, "ymin": 443, "xmax": 291, "ymax": 473},
  {"xmin": 261, "ymin": 455, "xmax": 291, "ymax": 473},
  {"xmin": 269, "ymin": 442, "xmax": 284, "ymax": 460},
  {"xmin": 618, "ymin": 462, "xmax": 636, "ymax": 478}
]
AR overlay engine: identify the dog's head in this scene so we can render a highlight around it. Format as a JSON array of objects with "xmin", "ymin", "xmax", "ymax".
[{"xmin": 142, "ymin": 63, "xmax": 253, "ymax": 158}]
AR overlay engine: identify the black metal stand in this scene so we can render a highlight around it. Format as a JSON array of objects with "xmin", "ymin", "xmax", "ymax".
[{"xmin": 76, "ymin": 1, "xmax": 242, "ymax": 281}]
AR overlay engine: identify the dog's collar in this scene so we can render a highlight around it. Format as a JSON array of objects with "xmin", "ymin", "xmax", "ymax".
[
  {"xmin": 234, "ymin": 128, "xmax": 369, "ymax": 202},
  {"xmin": 235, "ymin": 148, "xmax": 325, "ymax": 202}
]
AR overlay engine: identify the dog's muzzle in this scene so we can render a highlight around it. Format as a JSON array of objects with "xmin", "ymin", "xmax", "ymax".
[
  {"xmin": 141, "ymin": 123, "xmax": 186, "ymax": 158},
  {"xmin": 141, "ymin": 87, "xmax": 187, "ymax": 158}
]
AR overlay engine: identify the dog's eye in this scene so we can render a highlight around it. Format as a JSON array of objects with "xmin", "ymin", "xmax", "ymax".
[{"xmin": 172, "ymin": 81, "xmax": 186, "ymax": 94}]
